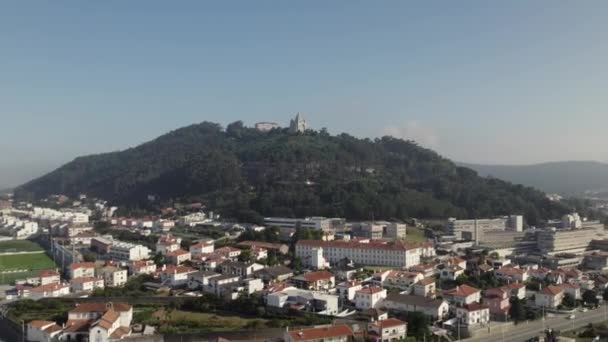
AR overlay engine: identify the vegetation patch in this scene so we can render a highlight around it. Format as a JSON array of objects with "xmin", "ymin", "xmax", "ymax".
[{"xmin": 0, "ymin": 240, "xmax": 44, "ymax": 254}]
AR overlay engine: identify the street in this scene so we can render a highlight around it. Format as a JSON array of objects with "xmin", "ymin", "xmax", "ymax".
[{"xmin": 466, "ymin": 306, "xmax": 608, "ymax": 342}]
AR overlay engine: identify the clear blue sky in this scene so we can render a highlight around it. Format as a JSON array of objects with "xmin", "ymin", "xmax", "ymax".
[{"xmin": 2, "ymin": 1, "xmax": 608, "ymax": 188}]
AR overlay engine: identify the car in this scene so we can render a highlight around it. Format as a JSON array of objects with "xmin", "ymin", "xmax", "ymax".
[
  {"xmin": 567, "ymin": 314, "xmax": 576, "ymax": 319},
  {"xmin": 580, "ymin": 308, "xmax": 588, "ymax": 312}
]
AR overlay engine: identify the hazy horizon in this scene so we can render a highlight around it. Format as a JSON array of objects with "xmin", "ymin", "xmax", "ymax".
[{"xmin": 3, "ymin": 2, "xmax": 608, "ymax": 188}]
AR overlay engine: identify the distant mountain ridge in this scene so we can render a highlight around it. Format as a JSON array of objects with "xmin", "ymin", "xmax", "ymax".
[
  {"xmin": 15, "ymin": 121, "xmax": 570, "ymax": 224},
  {"xmin": 460, "ymin": 161, "xmax": 608, "ymax": 195}
]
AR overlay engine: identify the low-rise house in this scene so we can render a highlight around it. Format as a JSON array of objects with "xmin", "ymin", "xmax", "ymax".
[
  {"xmin": 71, "ymin": 277, "xmax": 105, "ymax": 293},
  {"xmin": 69, "ymin": 262, "xmax": 96, "ymax": 279},
  {"xmin": 214, "ymin": 246, "xmax": 242, "ymax": 259},
  {"xmin": 188, "ymin": 271, "xmax": 221, "ymax": 290},
  {"xmin": 165, "ymin": 249, "xmax": 191, "ymax": 265},
  {"xmin": 408, "ymin": 263, "xmax": 437, "ymax": 278},
  {"xmin": 250, "ymin": 246, "xmax": 268, "ymax": 260},
  {"xmin": 535, "ymin": 285, "xmax": 564, "ymax": 309},
  {"xmin": 30, "ymin": 282, "xmax": 70, "ymax": 300},
  {"xmin": 64, "ymin": 302, "xmax": 132, "ymax": 342},
  {"xmin": 442, "ymin": 285, "xmax": 481, "ymax": 306},
  {"xmin": 501, "ymin": 282, "xmax": 526, "ymax": 300},
  {"xmin": 355, "ymin": 286, "xmax": 387, "ymax": 310},
  {"xmin": 561, "ymin": 283, "xmax": 581, "ymax": 300},
  {"xmin": 237, "ymin": 241, "xmax": 290, "ymax": 255},
  {"xmin": 569, "ymin": 277, "xmax": 595, "ymax": 291},
  {"xmin": 220, "ymin": 262, "xmax": 265, "ymax": 278},
  {"xmin": 253, "ymin": 266, "xmax": 294, "ymax": 283},
  {"xmin": 206, "ymin": 274, "xmax": 241, "ymax": 296},
  {"xmin": 412, "ymin": 277, "xmax": 436, "ymax": 298},
  {"xmin": 189, "ymin": 240, "xmax": 215, "ymax": 258},
  {"xmin": 367, "ymin": 318, "xmax": 407, "ymax": 342},
  {"xmin": 484, "ymin": 287, "xmax": 510, "ymax": 317},
  {"xmin": 159, "ymin": 265, "xmax": 196, "ymax": 287},
  {"xmin": 128, "ymin": 260, "xmax": 157, "ymax": 275},
  {"xmin": 27, "ymin": 320, "xmax": 63, "ymax": 342},
  {"xmin": 26, "ymin": 269, "xmax": 60, "ymax": 286},
  {"xmin": 439, "ymin": 265, "xmax": 465, "ymax": 281},
  {"xmin": 156, "ymin": 234, "xmax": 181, "ymax": 255},
  {"xmin": 70, "ymin": 231, "xmax": 97, "ymax": 245},
  {"xmin": 456, "ymin": 303, "xmax": 490, "ymax": 327},
  {"xmin": 284, "ymin": 324, "xmax": 353, "ymax": 342},
  {"xmin": 266, "ymin": 288, "xmax": 340, "ymax": 315},
  {"xmin": 291, "ymin": 271, "xmax": 335, "ymax": 291},
  {"xmin": 495, "ymin": 266, "xmax": 528, "ymax": 283},
  {"xmin": 529, "ymin": 267, "xmax": 552, "ymax": 281},
  {"xmin": 219, "ymin": 278, "xmax": 264, "ymax": 300},
  {"xmin": 100, "ymin": 266, "xmax": 128, "ymax": 288},
  {"xmin": 336, "ymin": 280, "xmax": 362, "ymax": 302},
  {"xmin": 382, "ymin": 294, "xmax": 449, "ymax": 321},
  {"xmin": 382, "ymin": 270, "xmax": 424, "ymax": 290}
]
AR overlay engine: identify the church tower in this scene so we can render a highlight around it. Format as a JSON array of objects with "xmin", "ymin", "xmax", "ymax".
[{"xmin": 289, "ymin": 113, "xmax": 307, "ymax": 133}]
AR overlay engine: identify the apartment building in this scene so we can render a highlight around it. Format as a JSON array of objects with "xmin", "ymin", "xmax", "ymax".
[
  {"xmin": 109, "ymin": 241, "xmax": 151, "ymax": 261},
  {"xmin": 537, "ymin": 227, "xmax": 602, "ymax": 255},
  {"xmin": 447, "ymin": 215, "xmax": 523, "ymax": 242},
  {"xmin": 296, "ymin": 239, "xmax": 422, "ymax": 268},
  {"xmin": 69, "ymin": 262, "xmax": 96, "ymax": 279},
  {"xmin": 100, "ymin": 266, "xmax": 128, "ymax": 287}
]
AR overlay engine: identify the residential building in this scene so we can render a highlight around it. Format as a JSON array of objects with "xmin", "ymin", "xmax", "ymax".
[
  {"xmin": 100, "ymin": 266, "xmax": 128, "ymax": 287},
  {"xmin": 447, "ymin": 215, "xmax": 523, "ymax": 243},
  {"xmin": 189, "ymin": 240, "xmax": 214, "ymax": 257},
  {"xmin": 386, "ymin": 223, "xmax": 407, "ymax": 239},
  {"xmin": 214, "ymin": 246, "xmax": 242, "ymax": 259},
  {"xmin": 220, "ymin": 262, "xmax": 265, "ymax": 278},
  {"xmin": 439, "ymin": 265, "xmax": 465, "ymax": 281},
  {"xmin": 484, "ymin": 288, "xmax": 510, "ymax": 317},
  {"xmin": 367, "ymin": 318, "xmax": 407, "ymax": 342},
  {"xmin": 284, "ymin": 324, "xmax": 353, "ymax": 342},
  {"xmin": 355, "ymin": 286, "xmax": 387, "ymax": 310},
  {"xmin": 291, "ymin": 271, "xmax": 335, "ymax": 291},
  {"xmin": 70, "ymin": 277, "xmax": 105, "ymax": 293},
  {"xmin": 27, "ymin": 320, "xmax": 63, "ymax": 342},
  {"xmin": 237, "ymin": 241, "xmax": 290, "ymax": 255},
  {"xmin": 165, "ymin": 249, "xmax": 191, "ymax": 265},
  {"xmin": 296, "ymin": 239, "xmax": 423, "ymax": 268},
  {"xmin": 379, "ymin": 270, "xmax": 424, "ymax": 290},
  {"xmin": 29, "ymin": 282, "xmax": 70, "ymax": 300},
  {"xmin": 442, "ymin": 285, "xmax": 481, "ymax": 306},
  {"xmin": 412, "ymin": 277, "xmax": 436, "ymax": 298},
  {"xmin": 108, "ymin": 241, "xmax": 151, "ymax": 261},
  {"xmin": 456, "ymin": 303, "xmax": 490, "ymax": 326},
  {"xmin": 535, "ymin": 285, "xmax": 564, "ymax": 309},
  {"xmin": 128, "ymin": 260, "xmax": 157, "ymax": 275},
  {"xmin": 253, "ymin": 265, "xmax": 294, "ymax": 283},
  {"xmin": 156, "ymin": 234, "xmax": 181, "ymax": 255},
  {"xmin": 267, "ymin": 288, "xmax": 340, "ymax": 315},
  {"xmin": 69, "ymin": 262, "xmax": 96, "ymax": 280},
  {"xmin": 336, "ymin": 281, "xmax": 362, "ymax": 302},
  {"xmin": 26, "ymin": 270, "xmax": 60, "ymax": 286},
  {"xmin": 495, "ymin": 266, "xmax": 529, "ymax": 283},
  {"xmin": 382, "ymin": 294, "xmax": 449, "ymax": 320},
  {"xmin": 187, "ymin": 271, "xmax": 221, "ymax": 290},
  {"xmin": 63, "ymin": 302, "xmax": 132, "ymax": 342},
  {"xmin": 159, "ymin": 265, "xmax": 196, "ymax": 287}
]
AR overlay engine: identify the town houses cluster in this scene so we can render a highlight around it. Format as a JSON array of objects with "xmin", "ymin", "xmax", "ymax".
[{"xmin": 3, "ymin": 192, "xmax": 608, "ymax": 341}]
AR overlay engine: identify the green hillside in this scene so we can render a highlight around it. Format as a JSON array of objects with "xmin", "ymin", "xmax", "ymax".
[{"xmin": 16, "ymin": 121, "xmax": 570, "ymax": 225}]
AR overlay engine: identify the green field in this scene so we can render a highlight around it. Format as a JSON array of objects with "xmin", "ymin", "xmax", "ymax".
[
  {"xmin": 0, "ymin": 240, "xmax": 44, "ymax": 253},
  {"xmin": 405, "ymin": 227, "xmax": 427, "ymax": 242},
  {"xmin": 0, "ymin": 253, "xmax": 55, "ymax": 271}
]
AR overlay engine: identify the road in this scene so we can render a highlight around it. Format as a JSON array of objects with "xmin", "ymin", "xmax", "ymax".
[{"xmin": 466, "ymin": 306, "xmax": 608, "ymax": 342}]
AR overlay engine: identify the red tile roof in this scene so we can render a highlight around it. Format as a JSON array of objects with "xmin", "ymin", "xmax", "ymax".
[
  {"xmin": 71, "ymin": 277, "xmax": 102, "ymax": 284},
  {"xmin": 540, "ymin": 285, "xmax": 564, "ymax": 296},
  {"xmin": 166, "ymin": 249, "xmax": 190, "ymax": 257},
  {"xmin": 70, "ymin": 262, "xmax": 95, "ymax": 270},
  {"xmin": 297, "ymin": 239, "xmax": 419, "ymax": 252},
  {"xmin": 31, "ymin": 282, "xmax": 68, "ymax": 292},
  {"xmin": 288, "ymin": 324, "xmax": 353, "ymax": 341},
  {"xmin": 28, "ymin": 320, "xmax": 55, "ymax": 328},
  {"xmin": 238, "ymin": 241, "xmax": 284, "ymax": 250},
  {"xmin": 460, "ymin": 302, "xmax": 489, "ymax": 312},
  {"xmin": 370, "ymin": 318, "xmax": 406, "ymax": 329},
  {"xmin": 303, "ymin": 271, "xmax": 334, "ymax": 282},
  {"xmin": 38, "ymin": 269, "xmax": 59, "ymax": 278},
  {"xmin": 444, "ymin": 284, "xmax": 480, "ymax": 297},
  {"xmin": 356, "ymin": 286, "xmax": 385, "ymax": 295}
]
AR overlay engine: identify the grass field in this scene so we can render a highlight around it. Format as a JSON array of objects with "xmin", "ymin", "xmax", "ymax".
[
  {"xmin": 142, "ymin": 309, "xmax": 268, "ymax": 334},
  {"xmin": 0, "ymin": 253, "xmax": 55, "ymax": 271},
  {"xmin": 0, "ymin": 240, "xmax": 44, "ymax": 253},
  {"xmin": 405, "ymin": 227, "xmax": 427, "ymax": 243}
]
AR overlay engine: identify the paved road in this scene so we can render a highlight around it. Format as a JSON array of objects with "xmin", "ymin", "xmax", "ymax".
[{"xmin": 466, "ymin": 306, "xmax": 608, "ymax": 342}]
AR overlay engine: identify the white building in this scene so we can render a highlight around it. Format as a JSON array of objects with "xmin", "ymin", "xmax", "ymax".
[
  {"xmin": 69, "ymin": 262, "xmax": 96, "ymax": 280},
  {"xmin": 100, "ymin": 266, "xmax": 128, "ymax": 287},
  {"xmin": 189, "ymin": 239, "xmax": 215, "ymax": 257},
  {"xmin": 367, "ymin": 318, "xmax": 407, "ymax": 342},
  {"xmin": 311, "ymin": 247, "xmax": 330, "ymax": 269},
  {"xmin": 27, "ymin": 320, "xmax": 63, "ymax": 342},
  {"xmin": 128, "ymin": 260, "xmax": 157, "ymax": 275},
  {"xmin": 336, "ymin": 281, "xmax": 362, "ymax": 302},
  {"xmin": 159, "ymin": 265, "xmax": 196, "ymax": 287},
  {"xmin": 109, "ymin": 241, "xmax": 151, "ymax": 261},
  {"xmin": 255, "ymin": 121, "xmax": 280, "ymax": 132},
  {"xmin": 264, "ymin": 216, "xmax": 334, "ymax": 230},
  {"xmin": 456, "ymin": 303, "xmax": 490, "ymax": 326},
  {"xmin": 296, "ymin": 239, "xmax": 422, "ymax": 268},
  {"xmin": 354, "ymin": 286, "xmax": 387, "ymax": 310},
  {"xmin": 29, "ymin": 282, "xmax": 70, "ymax": 300},
  {"xmin": 267, "ymin": 288, "xmax": 339, "ymax": 315},
  {"xmin": 70, "ymin": 277, "xmax": 105, "ymax": 293},
  {"xmin": 156, "ymin": 234, "xmax": 181, "ymax": 255}
]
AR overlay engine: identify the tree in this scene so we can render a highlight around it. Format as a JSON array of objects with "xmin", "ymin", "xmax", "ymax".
[
  {"xmin": 562, "ymin": 293, "xmax": 576, "ymax": 309},
  {"xmin": 509, "ymin": 297, "xmax": 526, "ymax": 323},
  {"xmin": 583, "ymin": 290, "xmax": 598, "ymax": 306},
  {"xmin": 405, "ymin": 312, "xmax": 430, "ymax": 340}
]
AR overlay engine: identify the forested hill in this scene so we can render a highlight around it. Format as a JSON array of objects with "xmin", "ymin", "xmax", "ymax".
[{"xmin": 16, "ymin": 121, "xmax": 570, "ymax": 225}]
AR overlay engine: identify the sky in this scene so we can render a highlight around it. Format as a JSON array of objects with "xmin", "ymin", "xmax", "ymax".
[{"xmin": 1, "ymin": 1, "xmax": 608, "ymax": 188}]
